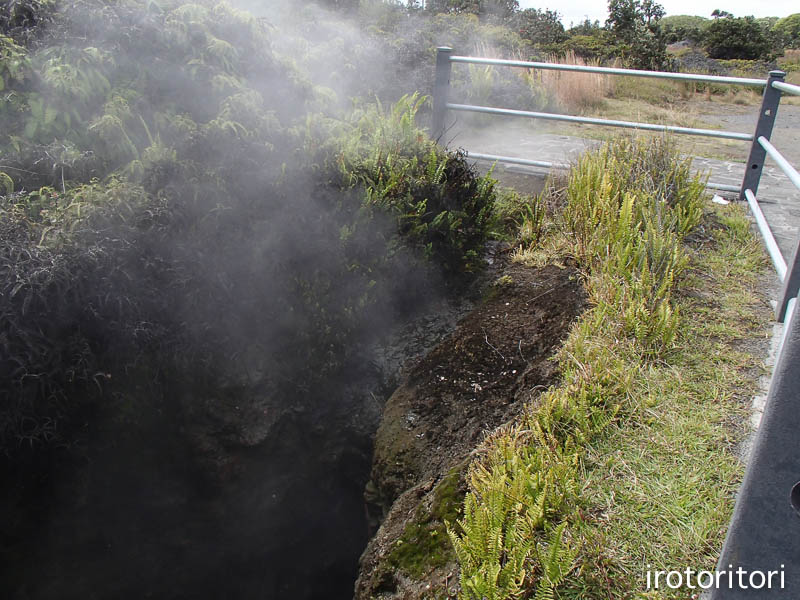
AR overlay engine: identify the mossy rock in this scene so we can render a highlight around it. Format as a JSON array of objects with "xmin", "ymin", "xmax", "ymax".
[
  {"xmin": 387, "ymin": 466, "xmax": 467, "ymax": 578},
  {"xmin": 356, "ymin": 463, "xmax": 469, "ymax": 600}
]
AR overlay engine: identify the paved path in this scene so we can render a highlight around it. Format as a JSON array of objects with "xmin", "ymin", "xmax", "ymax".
[{"xmin": 449, "ymin": 122, "xmax": 800, "ymax": 261}]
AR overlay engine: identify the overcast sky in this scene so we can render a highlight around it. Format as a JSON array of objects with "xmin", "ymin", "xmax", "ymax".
[{"xmin": 517, "ymin": 0, "xmax": 798, "ymax": 31}]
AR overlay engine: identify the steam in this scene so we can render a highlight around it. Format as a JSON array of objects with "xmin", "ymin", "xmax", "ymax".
[{"xmin": 1, "ymin": 2, "xmax": 484, "ymax": 599}]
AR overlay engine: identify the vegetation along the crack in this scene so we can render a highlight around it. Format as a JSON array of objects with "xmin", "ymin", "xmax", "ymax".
[{"xmin": 448, "ymin": 136, "xmax": 771, "ymax": 599}]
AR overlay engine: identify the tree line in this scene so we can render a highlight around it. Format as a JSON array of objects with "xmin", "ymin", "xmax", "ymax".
[{"xmin": 308, "ymin": 0, "xmax": 800, "ymax": 69}]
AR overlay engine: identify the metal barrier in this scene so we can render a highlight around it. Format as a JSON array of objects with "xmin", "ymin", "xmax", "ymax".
[
  {"xmin": 712, "ymin": 77, "xmax": 800, "ymax": 600},
  {"xmin": 431, "ymin": 48, "xmax": 800, "ymax": 597},
  {"xmin": 431, "ymin": 47, "xmax": 795, "ymax": 196}
]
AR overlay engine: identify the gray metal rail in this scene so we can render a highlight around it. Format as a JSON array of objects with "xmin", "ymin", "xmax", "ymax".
[
  {"xmin": 463, "ymin": 152, "xmax": 568, "ymax": 170},
  {"xmin": 432, "ymin": 48, "xmax": 790, "ymax": 200},
  {"xmin": 759, "ymin": 137, "xmax": 800, "ymax": 191},
  {"xmin": 449, "ymin": 54, "xmax": 768, "ymax": 87},
  {"xmin": 744, "ymin": 189, "xmax": 788, "ymax": 281},
  {"xmin": 447, "ymin": 102, "xmax": 753, "ymax": 140},
  {"xmin": 772, "ymin": 80, "xmax": 800, "ymax": 96}
]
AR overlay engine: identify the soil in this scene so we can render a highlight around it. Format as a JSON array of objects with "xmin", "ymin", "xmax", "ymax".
[{"xmin": 355, "ymin": 255, "xmax": 587, "ymax": 600}]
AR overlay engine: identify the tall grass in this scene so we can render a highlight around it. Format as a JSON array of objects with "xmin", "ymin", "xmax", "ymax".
[
  {"xmin": 527, "ymin": 51, "xmax": 616, "ymax": 114},
  {"xmin": 779, "ymin": 48, "xmax": 800, "ymax": 71}
]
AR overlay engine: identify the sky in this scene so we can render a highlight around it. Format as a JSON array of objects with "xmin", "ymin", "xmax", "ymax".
[{"xmin": 517, "ymin": 0, "xmax": 798, "ymax": 31}]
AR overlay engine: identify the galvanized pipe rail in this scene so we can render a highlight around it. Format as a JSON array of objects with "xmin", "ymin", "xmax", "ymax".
[
  {"xmin": 448, "ymin": 54, "xmax": 768, "ymax": 87},
  {"xmin": 432, "ymin": 47, "xmax": 789, "ymax": 199},
  {"xmin": 744, "ymin": 188, "xmax": 788, "ymax": 281},
  {"xmin": 759, "ymin": 136, "xmax": 800, "ymax": 192},
  {"xmin": 432, "ymin": 47, "xmax": 800, "ymax": 598},
  {"xmin": 464, "ymin": 151, "xmax": 568, "ymax": 170},
  {"xmin": 446, "ymin": 102, "xmax": 754, "ymax": 141}
]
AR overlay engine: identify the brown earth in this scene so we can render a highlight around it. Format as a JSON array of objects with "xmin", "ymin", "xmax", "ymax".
[{"xmin": 355, "ymin": 257, "xmax": 587, "ymax": 600}]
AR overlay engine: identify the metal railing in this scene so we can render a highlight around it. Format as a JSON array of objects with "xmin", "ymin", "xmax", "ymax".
[
  {"xmin": 712, "ymin": 77, "xmax": 800, "ymax": 600},
  {"xmin": 431, "ymin": 47, "xmax": 795, "ymax": 195},
  {"xmin": 431, "ymin": 48, "xmax": 800, "ymax": 597}
]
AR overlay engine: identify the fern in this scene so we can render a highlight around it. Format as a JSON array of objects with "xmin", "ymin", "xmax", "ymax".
[{"xmin": 533, "ymin": 522, "xmax": 578, "ymax": 600}]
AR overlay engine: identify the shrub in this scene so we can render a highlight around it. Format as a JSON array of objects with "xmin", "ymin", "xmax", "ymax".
[
  {"xmin": 660, "ymin": 14, "xmax": 709, "ymax": 44},
  {"xmin": 774, "ymin": 13, "xmax": 800, "ymax": 49},
  {"xmin": 332, "ymin": 93, "xmax": 495, "ymax": 272},
  {"xmin": 704, "ymin": 15, "xmax": 773, "ymax": 60}
]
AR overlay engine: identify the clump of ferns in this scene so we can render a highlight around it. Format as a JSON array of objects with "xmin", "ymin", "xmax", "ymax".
[
  {"xmin": 562, "ymin": 136, "xmax": 704, "ymax": 356},
  {"xmin": 492, "ymin": 187, "xmax": 547, "ymax": 246},
  {"xmin": 448, "ymin": 425, "xmax": 580, "ymax": 600},
  {"xmin": 21, "ymin": 45, "xmax": 113, "ymax": 142}
]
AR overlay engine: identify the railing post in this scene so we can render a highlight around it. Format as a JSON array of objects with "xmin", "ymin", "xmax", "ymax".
[
  {"xmin": 711, "ymin": 294, "xmax": 800, "ymax": 598},
  {"xmin": 778, "ymin": 237, "xmax": 800, "ymax": 321},
  {"xmin": 740, "ymin": 70, "xmax": 786, "ymax": 200},
  {"xmin": 431, "ymin": 46, "xmax": 452, "ymax": 143}
]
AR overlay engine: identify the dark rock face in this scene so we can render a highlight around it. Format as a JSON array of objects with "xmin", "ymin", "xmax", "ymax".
[
  {"xmin": 0, "ymin": 283, "xmax": 476, "ymax": 600},
  {"xmin": 2, "ymin": 370, "xmax": 376, "ymax": 599}
]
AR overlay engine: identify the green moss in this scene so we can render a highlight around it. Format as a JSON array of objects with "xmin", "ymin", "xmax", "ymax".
[{"xmin": 387, "ymin": 466, "xmax": 466, "ymax": 578}]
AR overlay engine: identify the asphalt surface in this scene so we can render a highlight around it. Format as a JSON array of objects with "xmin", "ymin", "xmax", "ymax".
[{"xmin": 449, "ymin": 119, "xmax": 800, "ymax": 261}]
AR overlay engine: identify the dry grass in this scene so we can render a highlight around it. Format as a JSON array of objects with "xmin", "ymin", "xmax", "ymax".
[
  {"xmin": 779, "ymin": 48, "xmax": 800, "ymax": 69},
  {"xmin": 782, "ymin": 71, "xmax": 800, "ymax": 106},
  {"xmin": 525, "ymin": 51, "xmax": 616, "ymax": 114}
]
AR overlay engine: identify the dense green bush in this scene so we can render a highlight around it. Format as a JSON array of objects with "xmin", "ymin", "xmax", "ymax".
[
  {"xmin": 774, "ymin": 13, "xmax": 800, "ymax": 49},
  {"xmin": 605, "ymin": 0, "xmax": 671, "ymax": 70},
  {"xmin": 660, "ymin": 14, "xmax": 708, "ymax": 44},
  {"xmin": 704, "ymin": 15, "xmax": 773, "ymax": 60},
  {"xmin": 514, "ymin": 8, "xmax": 568, "ymax": 48}
]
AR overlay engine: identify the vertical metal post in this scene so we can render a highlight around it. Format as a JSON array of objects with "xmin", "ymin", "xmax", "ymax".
[
  {"xmin": 712, "ymin": 294, "xmax": 800, "ymax": 599},
  {"xmin": 431, "ymin": 47, "xmax": 452, "ymax": 143},
  {"xmin": 778, "ymin": 236, "xmax": 800, "ymax": 322},
  {"xmin": 740, "ymin": 70, "xmax": 786, "ymax": 200}
]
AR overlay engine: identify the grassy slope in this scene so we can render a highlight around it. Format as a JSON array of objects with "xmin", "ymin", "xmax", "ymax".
[
  {"xmin": 449, "ymin": 137, "xmax": 772, "ymax": 599},
  {"xmin": 564, "ymin": 206, "xmax": 771, "ymax": 599}
]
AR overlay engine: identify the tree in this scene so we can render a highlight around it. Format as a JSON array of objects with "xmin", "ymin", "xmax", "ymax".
[
  {"xmin": 704, "ymin": 15, "xmax": 772, "ymax": 59},
  {"xmin": 568, "ymin": 18, "xmax": 602, "ymax": 36},
  {"xmin": 480, "ymin": 0, "xmax": 519, "ymax": 21},
  {"xmin": 422, "ymin": 0, "xmax": 518, "ymax": 21},
  {"xmin": 660, "ymin": 14, "xmax": 708, "ymax": 44},
  {"xmin": 773, "ymin": 13, "xmax": 800, "ymax": 49},
  {"xmin": 515, "ymin": 8, "xmax": 567, "ymax": 46},
  {"xmin": 605, "ymin": 0, "xmax": 669, "ymax": 70},
  {"xmin": 606, "ymin": 0, "xmax": 663, "ymax": 43}
]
